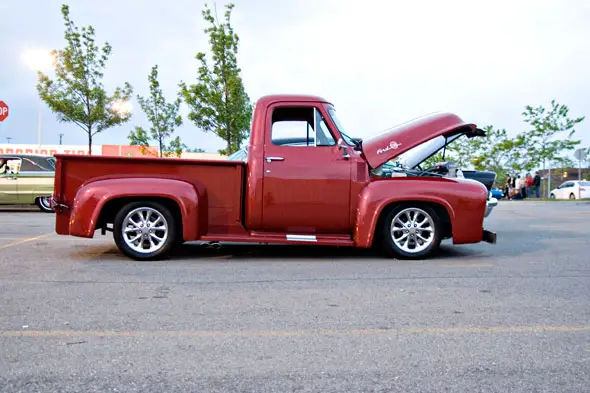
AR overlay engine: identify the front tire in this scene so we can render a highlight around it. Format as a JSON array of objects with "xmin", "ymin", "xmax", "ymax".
[
  {"xmin": 380, "ymin": 204, "xmax": 442, "ymax": 260},
  {"xmin": 113, "ymin": 201, "xmax": 177, "ymax": 261},
  {"xmin": 36, "ymin": 196, "xmax": 54, "ymax": 213},
  {"xmin": 569, "ymin": 193, "xmax": 575, "ymax": 200},
  {"xmin": 550, "ymin": 193, "xmax": 556, "ymax": 199}
]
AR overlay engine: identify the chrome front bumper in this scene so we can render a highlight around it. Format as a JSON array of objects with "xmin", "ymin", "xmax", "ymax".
[{"xmin": 485, "ymin": 193, "xmax": 498, "ymax": 218}]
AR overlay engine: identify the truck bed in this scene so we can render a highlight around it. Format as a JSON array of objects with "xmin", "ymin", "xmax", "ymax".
[{"xmin": 53, "ymin": 154, "xmax": 246, "ymax": 236}]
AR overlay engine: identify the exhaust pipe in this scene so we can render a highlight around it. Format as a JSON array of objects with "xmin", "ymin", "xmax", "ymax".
[{"xmin": 200, "ymin": 241, "xmax": 222, "ymax": 249}]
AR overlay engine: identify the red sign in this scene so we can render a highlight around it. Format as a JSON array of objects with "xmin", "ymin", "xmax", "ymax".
[{"xmin": 0, "ymin": 101, "xmax": 8, "ymax": 122}]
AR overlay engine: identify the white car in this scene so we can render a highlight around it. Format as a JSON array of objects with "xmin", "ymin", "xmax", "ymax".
[{"xmin": 549, "ymin": 180, "xmax": 590, "ymax": 200}]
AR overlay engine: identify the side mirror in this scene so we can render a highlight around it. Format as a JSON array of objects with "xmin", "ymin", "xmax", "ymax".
[{"xmin": 337, "ymin": 138, "xmax": 350, "ymax": 159}]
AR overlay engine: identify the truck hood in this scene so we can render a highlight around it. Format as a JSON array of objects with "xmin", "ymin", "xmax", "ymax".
[{"xmin": 361, "ymin": 113, "xmax": 484, "ymax": 169}]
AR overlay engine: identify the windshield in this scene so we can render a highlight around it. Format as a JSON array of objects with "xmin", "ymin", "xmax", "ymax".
[
  {"xmin": 46, "ymin": 157, "xmax": 56, "ymax": 169},
  {"xmin": 327, "ymin": 106, "xmax": 356, "ymax": 146}
]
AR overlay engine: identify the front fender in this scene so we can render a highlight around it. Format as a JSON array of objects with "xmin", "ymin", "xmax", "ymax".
[
  {"xmin": 69, "ymin": 178, "xmax": 206, "ymax": 241},
  {"xmin": 354, "ymin": 177, "xmax": 487, "ymax": 248}
]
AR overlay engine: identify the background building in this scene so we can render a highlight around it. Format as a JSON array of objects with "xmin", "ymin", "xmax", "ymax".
[{"xmin": 0, "ymin": 143, "xmax": 227, "ymax": 160}]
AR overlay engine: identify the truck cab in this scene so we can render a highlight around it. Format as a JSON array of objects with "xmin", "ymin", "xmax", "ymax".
[{"xmin": 51, "ymin": 94, "xmax": 496, "ymax": 261}]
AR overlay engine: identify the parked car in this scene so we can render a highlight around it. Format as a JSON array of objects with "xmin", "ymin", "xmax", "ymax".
[
  {"xmin": 550, "ymin": 180, "xmax": 590, "ymax": 200},
  {"xmin": 0, "ymin": 154, "xmax": 55, "ymax": 212},
  {"xmin": 490, "ymin": 187, "xmax": 504, "ymax": 199},
  {"xmin": 51, "ymin": 94, "xmax": 497, "ymax": 261}
]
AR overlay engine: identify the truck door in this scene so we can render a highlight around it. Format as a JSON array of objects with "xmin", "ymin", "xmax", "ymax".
[{"xmin": 261, "ymin": 104, "xmax": 352, "ymax": 234}]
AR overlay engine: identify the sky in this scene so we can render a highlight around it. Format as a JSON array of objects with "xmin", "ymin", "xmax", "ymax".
[{"xmin": 1, "ymin": 0, "xmax": 589, "ymax": 159}]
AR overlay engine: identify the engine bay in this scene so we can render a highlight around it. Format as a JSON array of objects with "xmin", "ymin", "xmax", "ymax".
[{"xmin": 371, "ymin": 161, "xmax": 466, "ymax": 179}]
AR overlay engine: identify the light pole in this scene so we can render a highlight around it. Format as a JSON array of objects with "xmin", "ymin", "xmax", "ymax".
[{"xmin": 22, "ymin": 49, "xmax": 56, "ymax": 147}]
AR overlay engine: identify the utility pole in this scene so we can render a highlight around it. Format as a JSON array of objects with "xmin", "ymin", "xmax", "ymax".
[
  {"xmin": 59, "ymin": 133, "xmax": 64, "ymax": 145},
  {"xmin": 574, "ymin": 148, "xmax": 586, "ymax": 180},
  {"xmin": 547, "ymin": 160, "xmax": 551, "ymax": 199}
]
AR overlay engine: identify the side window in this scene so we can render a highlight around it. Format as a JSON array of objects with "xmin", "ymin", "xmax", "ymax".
[
  {"xmin": 20, "ymin": 158, "xmax": 43, "ymax": 171},
  {"xmin": 271, "ymin": 106, "xmax": 336, "ymax": 146},
  {"xmin": 3, "ymin": 158, "xmax": 22, "ymax": 175}
]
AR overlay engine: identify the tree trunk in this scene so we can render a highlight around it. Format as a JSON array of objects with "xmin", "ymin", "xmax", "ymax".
[{"xmin": 88, "ymin": 130, "xmax": 92, "ymax": 155}]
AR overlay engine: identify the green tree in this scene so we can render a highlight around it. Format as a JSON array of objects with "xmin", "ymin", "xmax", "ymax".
[
  {"xmin": 36, "ymin": 4, "xmax": 133, "ymax": 154},
  {"xmin": 469, "ymin": 126, "xmax": 525, "ymax": 175},
  {"xmin": 179, "ymin": 2, "xmax": 253, "ymax": 155},
  {"xmin": 554, "ymin": 156, "xmax": 575, "ymax": 169},
  {"xmin": 129, "ymin": 65, "xmax": 185, "ymax": 158},
  {"xmin": 446, "ymin": 133, "xmax": 486, "ymax": 169},
  {"xmin": 421, "ymin": 152, "xmax": 446, "ymax": 169},
  {"xmin": 517, "ymin": 100, "xmax": 585, "ymax": 171},
  {"xmin": 431, "ymin": 126, "xmax": 523, "ymax": 181}
]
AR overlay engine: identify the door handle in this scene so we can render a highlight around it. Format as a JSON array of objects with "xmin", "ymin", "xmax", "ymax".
[{"xmin": 265, "ymin": 156, "xmax": 284, "ymax": 163}]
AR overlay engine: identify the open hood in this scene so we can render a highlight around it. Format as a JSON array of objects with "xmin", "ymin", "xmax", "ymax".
[{"xmin": 361, "ymin": 113, "xmax": 484, "ymax": 169}]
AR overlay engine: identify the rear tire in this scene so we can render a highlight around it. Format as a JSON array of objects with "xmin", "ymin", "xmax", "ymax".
[
  {"xmin": 36, "ymin": 196, "xmax": 54, "ymax": 213},
  {"xmin": 113, "ymin": 201, "xmax": 177, "ymax": 261},
  {"xmin": 380, "ymin": 204, "xmax": 442, "ymax": 260}
]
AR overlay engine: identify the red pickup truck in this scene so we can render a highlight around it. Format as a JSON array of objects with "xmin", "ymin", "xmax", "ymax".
[{"xmin": 51, "ymin": 94, "xmax": 496, "ymax": 261}]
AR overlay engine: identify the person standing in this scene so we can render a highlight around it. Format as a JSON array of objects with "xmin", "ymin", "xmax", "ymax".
[
  {"xmin": 515, "ymin": 175, "xmax": 524, "ymax": 199},
  {"xmin": 526, "ymin": 173, "xmax": 533, "ymax": 197},
  {"xmin": 533, "ymin": 172, "xmax": 541, "ymax": 198},
  {"xmin": 505, "ymin": 174, "xmax": 512, "ymax": 200}
]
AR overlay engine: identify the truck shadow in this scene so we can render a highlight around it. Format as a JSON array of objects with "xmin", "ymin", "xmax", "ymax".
[
  {"xmin": 80, "ymin": 226, "xmax": 579, "ymax": 262},
  {"xmin": 169, "ymin": 241, "xmax": 479, "ymax": 261}
]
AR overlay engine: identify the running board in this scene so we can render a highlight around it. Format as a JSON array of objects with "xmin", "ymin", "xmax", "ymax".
[{"xmin": 200, "ymin": 232, "xmax": 354, "ymax": 247}]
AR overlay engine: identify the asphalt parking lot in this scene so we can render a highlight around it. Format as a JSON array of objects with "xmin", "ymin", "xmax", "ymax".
[{"xmin": 1, "ymin": 201, "xmax": 589, "ymax": 392}]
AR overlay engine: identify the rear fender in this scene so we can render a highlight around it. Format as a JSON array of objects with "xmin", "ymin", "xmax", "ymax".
[{"xmin": 69, "ymin": 178, "xmax": 206, "ymax": 240}]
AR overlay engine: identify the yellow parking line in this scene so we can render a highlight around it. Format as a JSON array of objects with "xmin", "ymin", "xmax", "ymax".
[
  {"xmin": 1, "ymin": 325, "xmax": 588, "ymax": 339},
  {"xmin": 441, "ymin": 263, "xmax": 493, "ymax": 268},
  {"xmin": 0, "ymin": 233, "xmax": 54, "ymax": 250}
]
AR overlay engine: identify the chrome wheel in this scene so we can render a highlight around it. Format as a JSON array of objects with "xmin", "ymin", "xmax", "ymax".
[
  {"xmin": 37, "ymin": 196, "xmax": 53, "ymax": 212},
  {"xmin": 390, "ymin": 207, "xmax": 435, "ymax": 254},
  {"xmin": 122, "ymin": 207, "xmax": 169, "ymax": 254}
]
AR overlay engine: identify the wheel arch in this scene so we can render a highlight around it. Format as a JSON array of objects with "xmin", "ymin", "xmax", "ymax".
[
  {"xmin": 98, "ymin": 196, "xmax": 184, "ymax": 239},
  {"xmin": 372, "ymin": 200, "xmax": 453, "ymax": 247}
]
